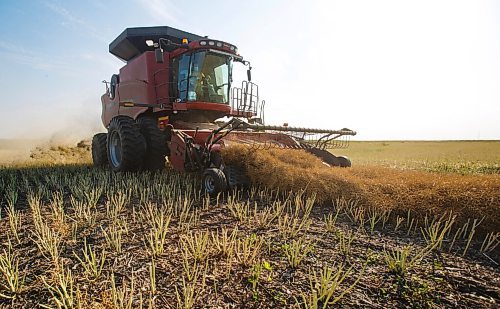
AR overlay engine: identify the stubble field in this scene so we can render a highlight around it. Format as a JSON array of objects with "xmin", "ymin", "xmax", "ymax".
[{"xmin": 0, "ymin": 140, "xmax": 498, "ymax": 308}]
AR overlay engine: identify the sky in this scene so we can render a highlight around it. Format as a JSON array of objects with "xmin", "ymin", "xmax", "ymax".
[{"xmin": 0, "ymin": 0, "xmax": 499, "ymax": 141}]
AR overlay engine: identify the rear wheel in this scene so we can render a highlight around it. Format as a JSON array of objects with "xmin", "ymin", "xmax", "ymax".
[
  {"xmin": 337, "ymin": 156, "xmax": 352, "ymax": 167},
  {"xmin": 203, "ymin": 168, "xmax": 227, "ymax": 196},
  {"xmin": 107, "ymin": 116, "xmax": 145, "ymax": 172},
  {"xmin": 136, "ymin": 117, "xmax": 168, "ymax": 171},
  {"xmin": 92, "ymin": 133, "xmax": 108, "ymax": 167},
  {"xmin": 305, "ymin": 148, "xmax": 352, "ymax": 167}
]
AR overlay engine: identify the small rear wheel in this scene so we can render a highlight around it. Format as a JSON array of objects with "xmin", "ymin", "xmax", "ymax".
[
  {"xmin": 203, "ymin": 168, "xmax": 227, "ymax": 196},
  {"xmin": 305, "ymin": 148, "xmax": 352, "ymax": 167},
  {"xmin": 337, "ymin": 156, "xmax": 352, "ymax": 167},
  {"xmin": 92, "ymin": 133, "xmax": 108, "ymax": 167}
]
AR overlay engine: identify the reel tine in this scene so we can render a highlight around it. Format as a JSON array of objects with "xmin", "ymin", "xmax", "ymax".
[{"xmin": 218, "ymin": 123, "xmax": 354, "ymax": 151}]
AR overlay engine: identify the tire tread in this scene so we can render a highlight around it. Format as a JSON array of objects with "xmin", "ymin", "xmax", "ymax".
[{"xmin": 107, "ymin": 116, "xmax": 145, "ymax": 172}]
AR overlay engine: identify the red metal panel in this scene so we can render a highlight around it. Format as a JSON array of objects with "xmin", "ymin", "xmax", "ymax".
[
  {"xmin": 110, "ymin": 51, "xmax": 173, "ymax": 120},
  {"xmin": 118, "ymin": 51, "xmax": 170, "ymax": 105},
  {"xmin": 101, "ymin": 94, "xmax": 118, "ymax": 127},
  {"xmin": 168, "ymin": 131, "xmax": 187, "ymax": 172},
  {"xmin": 117, "ymin": 80, "xmax": 151, "ymax": 119},
  {"xmin": 180, "ymin": 102, "xmax": 231, "ymax": 113}
]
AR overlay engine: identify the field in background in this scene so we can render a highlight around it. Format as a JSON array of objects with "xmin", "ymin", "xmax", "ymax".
[
  {"xmin": 0, "ymin": 139, "xmax": 90, "ymax": 165},
  {"xmin": 335, "ymin": 140, "xmax": 500, "ymax": 174},
  {"xmin": 2, "ymin": 139, "xmax": 499, "ymax": 173}
]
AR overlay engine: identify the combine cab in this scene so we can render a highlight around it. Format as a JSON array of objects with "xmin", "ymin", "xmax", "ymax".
[{"xmin": 93, "ymin": 26, "xmax": 356, "ymax": 194}]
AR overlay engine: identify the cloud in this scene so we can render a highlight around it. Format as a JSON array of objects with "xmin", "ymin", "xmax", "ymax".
[
  {"xmin": 0, "ymin": 40, "xmax": 82, "ymax": 76},
  {"xmin": 0, "ymin": 41, "xmax": 36, "ymax": 56},
  {"xmin": 136, "ymin": 0, "xmax": 181, "ymax": 25},
  {"xmin": 0, "ymin": 41, "xmax": 119, "ymax": 78},
  {"xmin": 42, "ymin": 1, "xmax": 107, "ymax": 42}
]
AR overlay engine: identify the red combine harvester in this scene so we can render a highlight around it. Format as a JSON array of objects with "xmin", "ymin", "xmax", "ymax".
[{"xmin": 93, "ymin": 26, "xmax": 356, "ymax": 194}]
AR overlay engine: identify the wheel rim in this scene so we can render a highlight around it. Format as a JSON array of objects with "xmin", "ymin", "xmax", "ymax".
[
  {"xmin": 109, "ymin": 131, "xmax": 122, "ymax": 167},
  {"xmin": 204, "ymin": 174, "xmax": 215, "ymax": 193}
]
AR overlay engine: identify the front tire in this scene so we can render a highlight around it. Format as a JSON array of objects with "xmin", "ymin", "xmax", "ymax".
[
  {"xmin": 107, "ymin": 116, "xmax": 145, "ymax": 172},
  {"xmin": 203, "ymin": 168, "xmax": 227, "ymax": 196},
  {"xmin": 92, "ymin": 133, "xmax": 108, "ymax": 167}
]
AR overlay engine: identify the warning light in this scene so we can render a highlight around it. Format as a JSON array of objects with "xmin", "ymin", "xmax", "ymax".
[{"xmin": 182, "ymin": 38, "xmax": 188, "ymax": 44}]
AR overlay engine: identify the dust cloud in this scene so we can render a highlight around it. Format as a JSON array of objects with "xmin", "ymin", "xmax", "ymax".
[{"xmin": 0, "ymin": 97, "xmax": 104, "ymax": 164}]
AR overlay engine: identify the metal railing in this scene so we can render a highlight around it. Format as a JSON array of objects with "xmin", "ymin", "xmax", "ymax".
[{"xmin": 231, "ymin": 81, "xmax": 264, "ymax": 123}]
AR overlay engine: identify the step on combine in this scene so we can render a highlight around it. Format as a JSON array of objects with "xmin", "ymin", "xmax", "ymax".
[{"xmin": 93, "ymin": 26, "xmax": 356, "ymax": 195}]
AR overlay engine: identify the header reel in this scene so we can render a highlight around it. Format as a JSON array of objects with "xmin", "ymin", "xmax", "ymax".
[{"xmin": 206, "ymin": 118, "xmax": 357, "ymax": 151}]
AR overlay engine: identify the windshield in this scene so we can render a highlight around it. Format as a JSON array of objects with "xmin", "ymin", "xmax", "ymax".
[{"xmin": 175, "ymin": 51, "xmax": 231, "ymax": 104}]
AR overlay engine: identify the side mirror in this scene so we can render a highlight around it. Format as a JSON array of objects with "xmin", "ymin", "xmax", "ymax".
[
  {"xmin": 247, "ymin": 68, "xmax": 252, "ymax": 82},
  {"xmin": 155, "ymin": 48, "xmax": 164, "ymax": 63},
  {"xmin": 102, "ymin": 80, "xmax": 109, "ymax": 94},
  {"xmin": 109, "ymin": 74, "xmax": 119, "ymax": 100}
]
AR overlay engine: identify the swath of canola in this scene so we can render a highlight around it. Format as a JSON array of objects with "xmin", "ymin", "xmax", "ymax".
[{"xmin": 221, "ymin": 145, "xmax": 500, "ymax": 234}]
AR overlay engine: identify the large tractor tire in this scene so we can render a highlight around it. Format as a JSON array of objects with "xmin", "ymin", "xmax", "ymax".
[
  {"xmin": 92, "ymin": 133, "xmax": 108, "ymax": 167},
  {"xmin": 224, "ymin": 165, "xmax": 250, "ymax": 190},
  {"xmin": 136, "ymin": 117, "xmax": 168, "ymax": 171},
  {"xmin": 305, "ymin": 148, "xmax": 352, "ymax": 167},
  {"xmin": 107, "ymin": 116, "xmax": 146, "ymax": 172},
  {"xmin": 203, "ymin": 168, "xmax": 227, "ymax": 196}
]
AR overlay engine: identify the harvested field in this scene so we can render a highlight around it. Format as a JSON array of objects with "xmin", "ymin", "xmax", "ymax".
[{"xmin": 0, "ymin": 140, "xmax": 498, "ymax": 307}]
